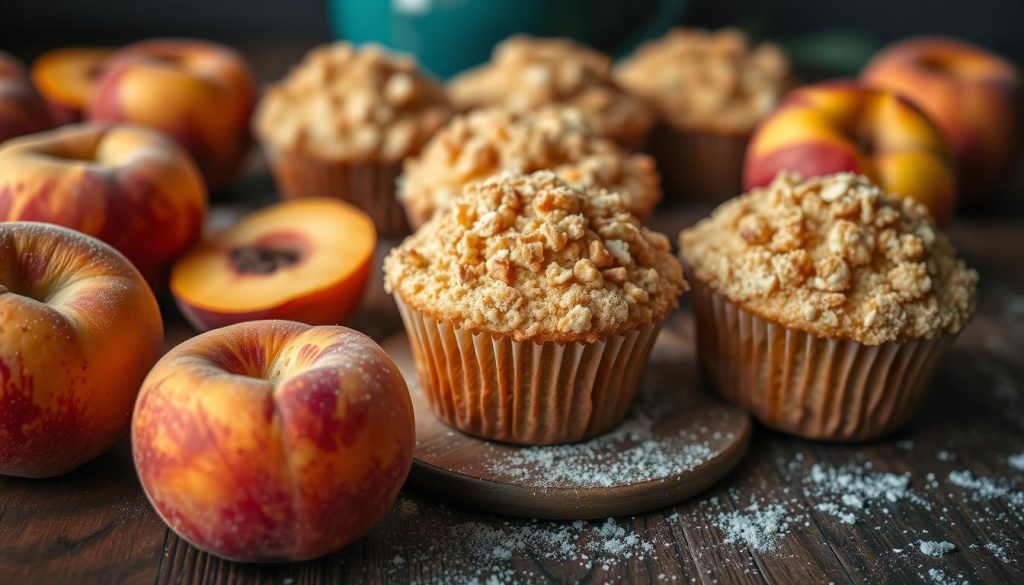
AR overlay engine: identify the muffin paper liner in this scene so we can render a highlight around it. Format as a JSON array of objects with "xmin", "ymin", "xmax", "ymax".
[
  {"xmin": 394, "ymin": 296, "xmax": 661, "ymax": 445},
  {"xmin": 689, "ymin": 279, "xmax": 951, "ymax": 441},
  {"xmin": 652, "ymin": 125, "xmax": 748, "ymax": 204},
  {"xmin": 266, "ymin": 147, "xmax": 410, "ymax": 237}
]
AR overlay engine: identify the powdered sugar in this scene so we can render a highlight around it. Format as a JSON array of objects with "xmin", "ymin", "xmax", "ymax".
[
  {"xmin": 919, "ymin": 540, "xmax": 957, "ymax": 557},
  {"xmin": 948, "ymin": 470, "xmax": 1024, "ymax": 508},
  {"xmin": 805, "ymin": 462, "xmax": 927, "ymax": 524},
  {"xmin": 715, "ymin": 502, "xmax": 800, "ymax": 553},
  {"xmin": 1008, "ymin": 453, "xmax": 1024, "ymax": 472}
]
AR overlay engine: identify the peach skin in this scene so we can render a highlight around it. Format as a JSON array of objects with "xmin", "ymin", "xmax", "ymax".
[
  {"xmin": 0, "ymin": 122, "xmax": 207, "ymax": 285},
  {"xmin": 87, "ymin": 38, "xmax": 257, "ymax": 190},
  {"xmin": 31, "ymin": 47, "xmax": 115, "ymax": 124},
  {"xmin": 0, "ymin": 222, "xmax": 163, "ymax": 478},
  {"xmin": 132, "ymin": 320, "xmax": 415, "ymax": 561},
  {"xmin": 744, "ymin": 80, "xmax": 957, "ymax": 226},
  {"xmin": 862, "ymin": 36, "xmax": 1022, "ymax": 201},
  {"xmin": 0, "ymin": 51, "xmax": 55, "ymax": 143},
  {"xmin": 171, "ymin": 198, "xmax": 375, "ymax": 331}
]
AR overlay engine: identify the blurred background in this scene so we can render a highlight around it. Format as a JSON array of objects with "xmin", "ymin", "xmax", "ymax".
[{"xmin": 3, "ymin": 0, "xmax": 1023, "ymax": 79}]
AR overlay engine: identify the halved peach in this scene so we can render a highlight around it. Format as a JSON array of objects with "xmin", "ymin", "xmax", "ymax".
[
  {"xmin": 171, "ymin": 198, "xmax": 376, "ymax": 331},
  {"xmin": 31, "ymin": 47, "xmax": 114, "ymax": 124}
]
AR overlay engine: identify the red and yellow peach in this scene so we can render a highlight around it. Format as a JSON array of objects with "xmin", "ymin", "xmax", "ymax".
[
  {"xmin": 0, "ymin": 51, "xmax": 54, "ymax": 143},
  {"xmin": 0, "ymin": 222, "xmax": 163, "ymax": 478},
  {"xmin": 132, "ymin": 320, "xmax": 415, "ymax": 561},
  {"xmin": 0, "ymin": 122, "xmax": 207, "ymax": 284},
  {"xmin": 87, "ymin": 39, "xmax": 257, "ymax": 190},
  {"xmin": 31, "ymin": 47, "xmax": 115, "ymax": 124},
  {"xmin": 171, "ymin": 198, "xmax": 375, "ymax": 331},
  {"xmin": 862, "ymin": 36, "xmax": 1022, "ymax": 200},
  {"xmin": 744, "ymin": 80, "xmax": 957, "ymax": 225}
]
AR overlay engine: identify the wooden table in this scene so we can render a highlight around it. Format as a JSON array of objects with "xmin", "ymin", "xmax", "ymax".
[{"xmin": 1, "ymin": 199, "xmax": 1022, "ymax": 584}]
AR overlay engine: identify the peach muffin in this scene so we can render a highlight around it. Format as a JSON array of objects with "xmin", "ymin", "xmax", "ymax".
[
  {"xmin": 399, "ymin": 106, "xmax": 660, "ymax": 228},
  {"xmin": 679, "ymin": 171, "xmax": 978, "ymax": 440},
  {"xmin": 617, "ymin": 28, "xmax": 791, "ymax": 202},
  {"xmin": 385, "ymin": 170, "xmax": 686, "ymax": 445},
  {"xmin": 254, "ymin": 43, "xmax": 453, "ymax": 236},
  {"xmin": 447, "ymin": 36, "xmax": 655, "ymax": 148}
]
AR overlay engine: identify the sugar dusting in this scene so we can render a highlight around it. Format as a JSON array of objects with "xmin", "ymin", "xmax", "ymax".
[
  {"xmin": 1008, "ymin": 453, "xmax": 1024, "ymax": 472},
  {"xmin": 947, "ymin": 470, "xmax": 1024, "ymax": 508},
  {"xmin": 919, "ymin": 540, "xmax": 957, "ymax": 557},
  {"xmin": 805, "ymin": 462, "xmax": 927, "ymax": 524},
  {"xmin": 715, "ymin": 501, "xmax": 799, "ymax": 553}
]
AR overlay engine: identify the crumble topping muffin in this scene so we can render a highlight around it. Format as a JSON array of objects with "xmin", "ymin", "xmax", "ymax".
[
  {"xmin": 385, "ymin": 170, "xmax": 685, "ymax": 444},
  {"xmin": 447, "ymin": 36, "xmax": 655, "ymax": 148},
  {"xmin": 680, "ymin": 171, "xmax": 977, "ymax": 441},
  {"xmin": 254, "ymin": 42, "xmax": 453, "ymax": 235},
  {"xmin": 616, "ymin": 28, "xmax": 791, "ymax": 202},
  {"xmin": 617, "ymin": 27, "xmax": 789, "ymax": 132},
  {"xmin": 398, "ymin": 106, "xmax": 661, "ymax": 228}
]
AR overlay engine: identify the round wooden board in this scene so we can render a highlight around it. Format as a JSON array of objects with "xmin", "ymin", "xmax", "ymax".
[{"xmin": 381, "ymin": 326, "xmax": 752, "ymax": 520}]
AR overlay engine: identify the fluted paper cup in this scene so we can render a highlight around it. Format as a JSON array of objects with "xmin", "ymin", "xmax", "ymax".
[
  {"xmin": 394, "ymin": 296, "xmax": 661, "ymax": 445},
  {"xmin": 265, "ymin": 146, "xmax": 410, "ymax": 236},
  {"xmin": 689, "ymin": 277, "xmax": 951, "ymax": 441},
  {"xmin": 652, "ymin": 124, "xmax": 748, "ymax": 204}
]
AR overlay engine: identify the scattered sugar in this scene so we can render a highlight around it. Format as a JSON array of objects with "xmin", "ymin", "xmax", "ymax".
[
  {"xmin": 919, "ymin": 540, "xmax": 956, "ymax": 557},
  {"xmin": 937, "ymin": 451, "xmax": 956, "ymax": 462},
  {"xmin": 947, "ymin": 470, "xmax": 1024, "ymax": 508},
  {"xmin": 484, "ymin": 393, "xmax": 716, "ymax": 488},
  {"xmin": 804, "ymin": 463, "xmax": 926, "ymax": 524},
  {"xmin": 715, "ymin": 502, "xmax": 798, "ymax": 553},
  {"xmin": 924, "ymin": 568, "xmax": 969, "ymax": 585},
  {"xmin": 985, "ymin": 542, "xmax": 1010, "ymax": 563},
  {"xmin": 1008, "ymin": 453, "xmax": 1024, "ymax": 472}
]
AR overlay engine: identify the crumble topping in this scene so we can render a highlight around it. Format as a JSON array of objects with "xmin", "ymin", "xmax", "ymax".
[
  {"xmin": 385, "ymin": 170, "xmax": 686, "ymax": 342},
  {"xmin": 254, "ymin": 42, "xmax": 453, "ymax": 161},
  {"xmin": 399, "ymin": 107, "xmax": 660, "ymax": 226},
  {"xmin": 447, "ymin": 36, "xmax": 655, "ymax": 146},
  {"xmin": 616, "ymin": 28, "xmax": 790, "ymax": 132},
  {"xmin": 679, "ymin": 172, "xmax": 977, "ymax": 345}
]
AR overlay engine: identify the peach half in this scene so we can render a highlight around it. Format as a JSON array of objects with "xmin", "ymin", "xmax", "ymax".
[
  {"xmin": 132, "ymin": 320, "xmax": 415, "ymax": 561},
  {"xmin": 0, "ymin": 123, "xmax": 208, "ymax": 285},
  {"xmin": 171, "ymin": 198, "xmax": 376, "ymax": 331},
  {"xmin": 0, "ymin": 222, "xmax": 163, "ymax": 478},
  {"xmin": 31, "ymin": 47, "xmax": 115, "ymax": 124}
]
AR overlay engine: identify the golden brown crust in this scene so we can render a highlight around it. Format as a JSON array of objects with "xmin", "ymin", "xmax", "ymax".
[
  {"xmin": 254, "ymin": 42, "xmax": 453, "ymax": 162},
  {"xmin": 616, "ymin": 28, "xmax": 790, "ymax": 133},
  {"xmin": 447, "ymin": 36, "xmax": 655, "ymax": 146},
  {"xmin": 385, "ymin": 171, "xmax": 686, "ymax": 343},
  {"xmin": 399, "ymin": 106, "xmax": 661, "ymax": 226},
  {"xmin": 679, "ymin": 172, "xmax": 978, "ymax": 345}
]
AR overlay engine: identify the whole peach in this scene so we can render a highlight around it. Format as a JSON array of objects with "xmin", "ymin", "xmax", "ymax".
[
  {"xmin": 87, "ymin": 39, "xmax": 257, "ymax": 190},
  {"xmin": 132, "ymin": 321, "xmax": 415, "ymax": 561},
  {"xmin": 744, "ymin": 80, "xmax": 957, "ymax": 225},
  {"xmin": 863, "ymin": 37, "xmax": 1022, "ymax": 200},
  {"xmin": 0, "ymin": 122, "xmax": 207, "ymax": 285},
  {"xmin": 0, "ymin": 222, "xmax": 163, "ymax": 478}
]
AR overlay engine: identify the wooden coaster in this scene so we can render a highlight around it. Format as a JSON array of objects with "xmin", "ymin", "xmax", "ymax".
[{"xmin": 381, "ymin": 327, "xmax": 751, "ymax": 520}]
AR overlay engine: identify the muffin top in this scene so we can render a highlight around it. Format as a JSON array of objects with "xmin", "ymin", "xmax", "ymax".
[
  {"xmin": 254, "ymin": 42, "xmax": 453, "ymax": 162},
  {"xmin": 400, "ymin": 106, "xmax": 661, "ymax": 226},
  {"xmin": 616, "ymin": 28, "xmax": 790, "ymax": 133},
  {"xmin": 447, "ymin": 36, "xmax": 655, "ymax": 146},
  {"xmin": 680, "ymin": 172, "xmax": 978, "ymax": 345},
  {"xmin": 385, "ymin": 170, "xmax": 686, "ymax": 343}
]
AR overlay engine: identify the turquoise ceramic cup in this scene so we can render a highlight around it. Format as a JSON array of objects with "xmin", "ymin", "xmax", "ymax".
[{"xmin": 329, "ymin": 0, "xmax": 687, "ymax": 77}]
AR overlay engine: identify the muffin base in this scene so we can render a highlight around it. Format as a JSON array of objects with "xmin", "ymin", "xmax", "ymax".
[
  {"xmin": 266, "ymin": 147, "xmax": 410, "ymax": 237},
  {"xmin": 651, "ymin": 123, "xmax": 748, "ymax": 204},
  {"xmin": 690, "ymin": 279, "xmax": 951, "ymax": 441},
  {"xmin": 395, "ymin": 297, "xmax": 661, "ymax": 445}
]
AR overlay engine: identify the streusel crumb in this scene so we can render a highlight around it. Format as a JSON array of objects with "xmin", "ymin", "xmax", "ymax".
[
  {"xmin": 400, "ymin": 107, "xmax": 661, "ymax": 226},
  {"xmin": 385, "ymin": 171, "xmax": 686, "ymax": 343},
  {"xmin": 616, "ymin": 28, "xmax": 790, "ymax": 132},
  {"xmin": 254, "ymin": 42, "xmax": 452, "ymax": 161},
  {"xmin": 679, "ymin": 172, "xmax": 977, "ymax": 345},
  {"xmin": 447, "ymin": 36, "xmax": 655, "ymax": 146}
]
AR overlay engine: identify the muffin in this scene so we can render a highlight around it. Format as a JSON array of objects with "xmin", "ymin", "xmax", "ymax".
[
  {"xmin": 448, "ymin": 36, "xmax": 655, "ymax": 149},
  {"xmin": 399, "ymin": 106, "xmax": 661, "ymax": 228},
  {"xmin": 384, "ymin": 170, "xmax": 686, "ymax": 445},
  {"xmin": 254, "ymin": 43, "xmax": 453, "ymax": 236},
  {"xmin": 679, "ymin": 171, "xmax": 978, "ymax": 441},
  {"xmin": 617, "ymin": 28, "xmax": 790, "ymax": 202}
]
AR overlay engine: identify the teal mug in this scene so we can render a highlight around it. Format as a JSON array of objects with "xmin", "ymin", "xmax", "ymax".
[{"xmin": 329, "ymin": 0, "xmax": 688, "ymax": 77}]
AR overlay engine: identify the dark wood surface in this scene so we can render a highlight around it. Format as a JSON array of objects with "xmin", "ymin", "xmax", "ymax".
[{"xmin": 1, "ymin": 41, "xmax": 1024, "ymax": 585}]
